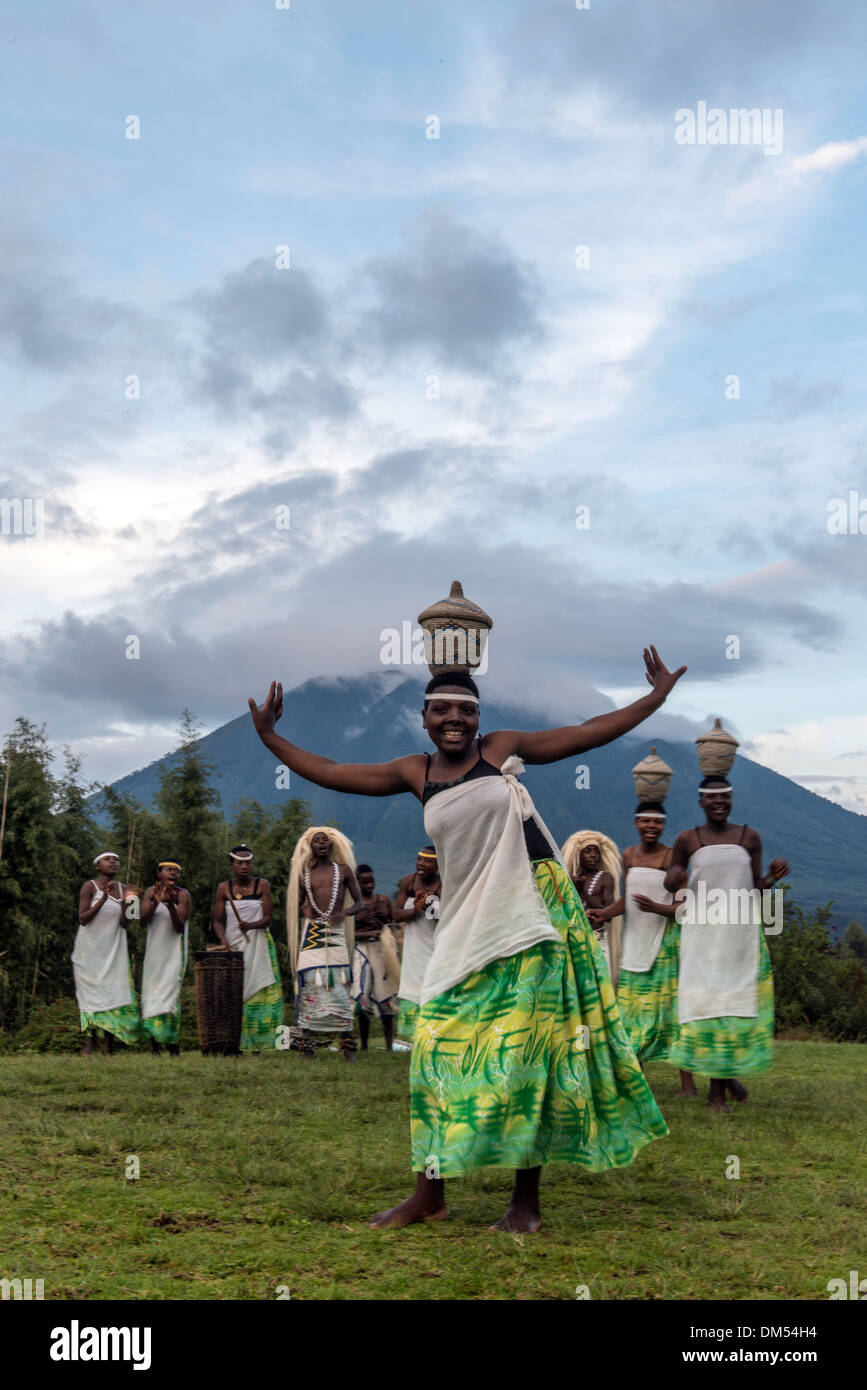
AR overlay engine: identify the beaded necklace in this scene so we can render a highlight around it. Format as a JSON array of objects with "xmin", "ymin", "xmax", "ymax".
[{"xmin": 304, "ymin": 862, "xmax": 341, "ymax": 920}]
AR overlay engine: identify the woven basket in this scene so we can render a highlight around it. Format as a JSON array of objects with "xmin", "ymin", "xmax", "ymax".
[
  {"xmin": 631, "ymin": 746, "xmax": 673, "ymax": 802},
  {"xmin": 417, "ymin": 579, "xmax": 492, "ymax": 676},
  {"xmin": 695, "ymin": 718, "xmax": 739, "ymax": 775},
  {"xmin": 194, "ymin": 949, "xmax": 244, "ymax": 1055}
]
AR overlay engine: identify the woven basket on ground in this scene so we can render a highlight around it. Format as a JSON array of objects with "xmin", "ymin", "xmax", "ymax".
[{"xmin": 194, "ymin": 949, "xmax": 244, "ymax": 1055}]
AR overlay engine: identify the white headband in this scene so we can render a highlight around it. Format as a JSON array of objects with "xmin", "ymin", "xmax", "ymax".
[
  {"xmin": 230, "ymin": 851, "xmax": 253, "ymax": 861},
  {"xmin": 635, "ymin": 813, "xmax": 667, "ymax": 820},
  {"xmin": 93, "ymin": 851, "xmax": 119, "ymax": 865},
  {"xmin": 698, "ymin": 784, "xmax": 732, "ymax": 795},
  {"xmin": 424, "ymin": 692, "xmax": 479, "ymax": 704}
]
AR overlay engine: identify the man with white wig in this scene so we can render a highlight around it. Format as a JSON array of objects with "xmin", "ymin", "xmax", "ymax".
[
  {"xmin": 73, "ymin": 852, "xmax": 140, "ymax": 1055},
  {"xmin": 287, "ymin": 827, "xmax": 364, "ymax": 1061},
  {"xmin": 561, "ymin": 831, "xmax": 623, "ymax": 989}
]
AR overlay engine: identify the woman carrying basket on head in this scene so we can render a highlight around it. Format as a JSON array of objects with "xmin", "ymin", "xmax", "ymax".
[{"xmin": 248, "ymin": 642, "xmax": 685, "ymax": 1233}]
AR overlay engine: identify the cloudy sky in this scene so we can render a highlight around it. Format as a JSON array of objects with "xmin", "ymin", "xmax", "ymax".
[{"xmin": 2, "ymin": 0, "xmax": 867, "ymax": 811}]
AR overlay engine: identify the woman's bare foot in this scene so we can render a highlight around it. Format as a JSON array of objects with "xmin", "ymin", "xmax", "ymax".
[
  {"xmin": 490, "ymin": 1202, "xmax": 542, "ymax": 1233},
  {"xmin": 676, "ymin": 1069, "xmax": 698, "ymax": 1098},
  {"xmin": 726, "ymin": 1079, "xmax": 749, "ymax": 1102},
  {"xmin": 370, "ymin": 1175, "xmax": 446, "ymax": 1229},
  {"xmin": 707, "ymin": 1078, "xmax": 731, "ymax": 1113}
]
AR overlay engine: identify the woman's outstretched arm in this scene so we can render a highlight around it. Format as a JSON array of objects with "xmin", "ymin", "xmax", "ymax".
[
  {"xmin": 248, "ymin": 682, "xmax": 421, "ymax": 796},
  {"xmin": 488, "ymin": 647, "xmax": 686, "ymax": 765}
]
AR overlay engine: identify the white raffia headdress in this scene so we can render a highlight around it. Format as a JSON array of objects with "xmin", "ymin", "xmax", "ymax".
[
  {"xmin": 560, "ymin": 829, "xmax": 624, "ymax": 989},
  {"xmin": 286, "ymin": 827, "xmax": 357, "ymax": 985}
]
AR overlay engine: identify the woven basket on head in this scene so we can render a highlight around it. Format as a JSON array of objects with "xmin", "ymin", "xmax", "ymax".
[
  {"xmin": 417, "ymin": 579, "xmax": 492, "ymax": 676},
  {"xmin": 695, "ymin": 718, "xmax": 739, "ymax": 776},
  {"xmin": 631, "ymin": 746, "xmax": 673, "ymax": 803},
  {"xmin": 194, "ymin": 950, "xmax": 244, "ymax": 1055}
]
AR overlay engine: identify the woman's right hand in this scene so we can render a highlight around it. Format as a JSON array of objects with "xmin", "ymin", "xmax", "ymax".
[
  {"xmin": 248, "ymin": 681, "xmax": 283, "ymax": 736},
  {"xmin": 665, "ymin": 864, "xmax": 688, "ymax": 891}
]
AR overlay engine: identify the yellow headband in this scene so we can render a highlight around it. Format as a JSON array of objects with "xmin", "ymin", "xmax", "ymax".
[
  {"xmin": 417, "ymin": 851, "xmax": 438, "ymax": 859},
  {"xmin": 158, "ymin": 861, "xmax": 182, "ymax": 870}
]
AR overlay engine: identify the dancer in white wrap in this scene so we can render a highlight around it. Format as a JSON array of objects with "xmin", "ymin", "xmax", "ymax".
[
  {"xmin": 74, "ymin": 852, "xmax": 140, "ymax": 1055},
  {"xmin": 140, "ymin": 860, "xmax": 190, "ymax": 1054},
  {"xmin": 213, "ymin": 846, "xmax": 283, "ymax": 1053},
  {"xmin": 590, "ymin": 805, "xmax": 696, "ymax": 1097},
  {"xmin": 249, "ymin": 641, "xmax": 685, "ymax": 1233},
  {"xmin": 394, "ymin": 847, "xmax": 441, "ymax": 1041},
  {"xmin": 664, "ymin": 777, "xmax": 790, "ymax": 1112}
]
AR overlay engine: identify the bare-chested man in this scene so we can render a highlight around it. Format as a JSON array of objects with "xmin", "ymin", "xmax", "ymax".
[
  {"xmin": 350, "ymin": 866, "xmax": 400, "ymax": 1052},
  {"xmin": 289, "ymin": 828, "xmax": 364, "ymax": 1062}
]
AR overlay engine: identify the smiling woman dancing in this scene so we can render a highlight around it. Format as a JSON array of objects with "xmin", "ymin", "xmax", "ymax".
[{"xmin": 248, "ymin": 644, "xmax": 685, "ymax": 1233}]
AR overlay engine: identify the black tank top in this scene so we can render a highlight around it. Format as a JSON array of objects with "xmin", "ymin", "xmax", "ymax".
[{"xmin": 423, "ymin": 741, "xmax": 555, "ymax": 861}]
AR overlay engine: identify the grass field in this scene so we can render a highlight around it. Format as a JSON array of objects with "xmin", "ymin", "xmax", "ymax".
[{"xmin": 1, "ymin": 1040, "xmax": 864, "ymax": 1301}]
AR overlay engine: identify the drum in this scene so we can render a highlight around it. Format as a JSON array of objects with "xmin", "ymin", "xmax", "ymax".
[{"xmin": 194, "ymin": 949, "xmax": 244, "ymax": 1055}]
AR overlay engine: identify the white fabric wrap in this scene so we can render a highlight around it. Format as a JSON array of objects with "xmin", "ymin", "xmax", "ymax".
[
  {"xmin": 72, "ymin": 883, "xmax": 133, "ymax": 1014},
  {"xmin": 141, "ymin": 902, "xmax": 188, "ymax": 1019},
  {"xmin": 398, "ymin": 916, "xmax": 438, "ymax": 1006},
  {"xmin": 225, "ymin": 894, "xmax": 275, "ymax": 1001},
  {"xmin": 420, "ymin": 755, "xmax": 561, "ymax": 1004},
  {"xmin": 621, "ymin": 866, "xmax": 672, "ymax": 973},
  {"xmin": 678, "ymin": 844, "xmax": 759, "ymax": 1023}
]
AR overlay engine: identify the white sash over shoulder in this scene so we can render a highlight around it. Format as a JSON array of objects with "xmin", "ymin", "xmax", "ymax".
[
  {"xmin": 420, "ymin": 755, "xmax": 561, "ymax": 1004},
  {"xmin": 226, "ymin": 895, "xmax": 275, "ymax": 1001}
]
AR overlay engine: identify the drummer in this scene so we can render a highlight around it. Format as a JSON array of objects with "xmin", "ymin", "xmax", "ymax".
[{"xmin": 213, "ymin": 845, "xmax": 284, "ymax": 1053}]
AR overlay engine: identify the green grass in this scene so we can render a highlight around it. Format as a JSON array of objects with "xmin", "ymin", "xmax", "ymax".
[{"xmin": 0, "ymin": 1041, "xmax": 864, "ymax": 1300}]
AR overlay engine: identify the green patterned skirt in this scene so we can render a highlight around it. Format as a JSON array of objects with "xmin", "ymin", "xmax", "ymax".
[
  {"xmin": 79, "ymin": 965, "xmax": 140, "ymax": 1046},
  {"xmin": 410, "ymin": 858, "xmax": 668, "ymax": 1178},
  {"xmin": 670, "ymin": 927, "xmax": 774, "ymax": 1078},
  {"xmin": 398, "ymin": 998, "xmax": 419, "ymax": 1041},
  {"xmin": 141, "ymin": 1011, "xmax": 179, "ymax": 1045},
  {"xmin": 241, "ymin": 932, "xmax": 284, "ymax": 1052},
  {"xmin": 616, "ymin": 921, "xmax": 681, "ymax": 1064}
]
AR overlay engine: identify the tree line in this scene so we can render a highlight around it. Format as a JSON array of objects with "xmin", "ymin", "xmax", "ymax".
[{"xmin": 0, "ymin": 710, "xmax": 865, "ymax": 1042}]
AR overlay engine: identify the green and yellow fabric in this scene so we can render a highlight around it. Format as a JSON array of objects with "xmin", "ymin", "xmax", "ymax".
[
  {"xmin": 241, "ymin": 932, "xmax": 284, "ymax": 1052},
  {"xmin": 672, "ymin": 929, "xmax": 773, "ymax": 1077},
  {"xmin": 616, "ymin": 921, "xmax": 681, "ymax": 1063},
  {"xmin": 410, "ymin": 858, "xmax": 668, "ymax": 1177}
]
